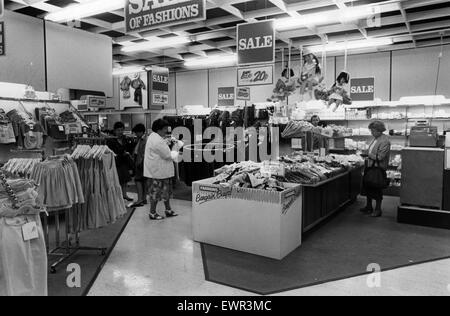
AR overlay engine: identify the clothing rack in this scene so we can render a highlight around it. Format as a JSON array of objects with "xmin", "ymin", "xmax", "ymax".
[
  {"xmin": 4, "ymin": 149, "xmax": 107, "ymax": 273},
  {"xmin": 73, "ymin": 136, "xmax": 115, "ymax": 146}
]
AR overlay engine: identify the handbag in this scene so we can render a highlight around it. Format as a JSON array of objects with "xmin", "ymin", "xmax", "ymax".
[{"xmin": 363, "ymin": 157, "xmax": 389, "ymax": 190}]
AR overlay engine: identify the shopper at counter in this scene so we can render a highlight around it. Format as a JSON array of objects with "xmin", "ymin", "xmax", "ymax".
[
  {"xmin": 307, "ymin": 115, "xmax": 325, "ymax": 151},
  {"xmin": 107, "ymin": 122, "xmax": 135, "ymax": 202},
  {"xmin": 144, "ymin": 119, "xmax": 179, "ymax": 221},
  {"xmin": 361, "ymin": 121, "xmax": 391, "ymax": 218},
  {"xmin": 131, "ymin": 124, "xmax": 148, "ymax": 208}
]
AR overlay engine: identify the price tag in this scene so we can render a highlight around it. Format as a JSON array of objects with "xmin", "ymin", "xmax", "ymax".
[
  {"xmin": 58, "ymin": 125, "xmax": 65, "ymax": 132},
  {"xmin": 22, "ymin": 221, "xmax": 39, "ymax": 242}
]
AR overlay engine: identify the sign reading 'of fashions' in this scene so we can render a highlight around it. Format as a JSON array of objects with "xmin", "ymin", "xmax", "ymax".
[
  {"xmin": 125, "ymin": 0, "xmax": 206, "ymax": 33},
  {"xmin": 237, "ymin": 65, "xmax": 274, "ymax": 87},
  {"xmin": 350, "ymin": 77, "xmax": 375, "ymax": 101},
  {"xmin": 237, "ymin": 20, "xmax": 275, "ymax": 66},
  {"xmin": 218, "ymin": 87, "xmax": 235, "ymax": 107},
  {"xmin": 0, "ymin": 22, "xmax": 4, "ymax": 56}
]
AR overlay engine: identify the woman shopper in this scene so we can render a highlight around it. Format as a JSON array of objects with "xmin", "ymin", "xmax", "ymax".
[
  {"xmin": 144, "ymin": 119, "xmax": 179, "ymax": 220},
  {"xmin": 107, "ymin": 122, "xmax": 135, "ymax": 202},
  {"xmin": 131, "ymin": 124, "xmax": 148, "ymax": 208},
  {"xmin": 361, "ymin": 121, "xmax": 391, "ymax": 218}
]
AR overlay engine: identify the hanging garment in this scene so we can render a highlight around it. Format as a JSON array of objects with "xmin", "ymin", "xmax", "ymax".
[
  {"xmin": 131, "ymin": 77, "xmax": 146, "ymax": 106},
  {"xmin": 0, "ymin": 178, "xmax": 47, "ymax": 297},
  {"xmin": 120, "ymin": 76, "xmax": 132, "ymax": 99},
  {"xmin": 30, "ymin": 157, "xmax": 84, "ymax": 211},
  {"xmin": 0, "ymin": 122, "xmax": 16, "ymax": 144}
]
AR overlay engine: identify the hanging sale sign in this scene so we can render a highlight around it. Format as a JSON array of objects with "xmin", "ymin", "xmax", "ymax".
[
  {"xmin": 236, "ymin": 87, "xmax": 251, "ymax": 101},
  {"xmin": 237, "ymin": 65, "xmax": 273, "ymax": 87},
  {"xmin": 237, "ymin": 20, "xmax": 275, "ymax": 66},
  {"xmin": 0, "ymin": 22, "xmax": 4, "ymax": 56},
  {"xmin": 218, "ymin": 87, "xmax": 235, "ymax": 107},
  {"xmin": 125, "ymin": 0, "xmax": 206, "ymax": 33},
  {"xmin": 350, "ymin": 77, "xmax": 375, "ymax": 101},
  {"xmin": 148, "ymin": 66, "xmax": 170, "ymax": 109}
]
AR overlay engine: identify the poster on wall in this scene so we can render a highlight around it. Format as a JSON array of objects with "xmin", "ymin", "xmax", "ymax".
[
  {"xmin": 0, "ymin": 22, "xmax": 5, "ymax": 56},
  {"xmin": 350, "ymin": 77, "xmax": 375, "ymax": 101},
  {"xmin": 119, "ymin": 71, "xmax": 149, "ymax": 110},
  {"xmin": 125, "ymin": 0, "xmax": 206, "ymax": 34},
  {"xmin": 237, "ymin": 65, "xmax": 273, "ymax": 87},
  {"xmin": 236, "ymin": 87, "xmax": 251, "ymax": 101},
  {"xmin": 148, "ymin": 66, "xmax": 169, "ymax": 110},
  {"xmin": 218, "ymin": 87, "xmax": 235, "ymax": 106},
  {"xmin": 237, "ymin": 20, "xmax": 275, "ymax": 66}
]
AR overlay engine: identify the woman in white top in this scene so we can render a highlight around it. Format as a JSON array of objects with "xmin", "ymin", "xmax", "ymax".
[{"xmin": 144, "ymin": 119, "xmax": 179, "ymax": 221}]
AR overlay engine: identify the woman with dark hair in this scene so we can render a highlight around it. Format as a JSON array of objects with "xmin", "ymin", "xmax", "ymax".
[
  {"xmin": 107, "ymin": 122, "xmax": 135, "ymax": 202},
  {"xmin": 144, "ymin": 119, "xmax": 179, "ymax": 220},
  {"xmin": 361, "ymin": 120, "xmax": 391, "ymax": 218},
  {"xmin": 131, "ymin": 123, "xmax": 148, "ymax": 207}
]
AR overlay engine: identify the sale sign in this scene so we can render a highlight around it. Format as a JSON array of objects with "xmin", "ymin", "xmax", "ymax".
[
  {"xmin": 218, "ymin": 87, "xmax": 235, "ymax": 106},
  {"xmin": 125, "ymin": 0, "xmax": 206, "ymax": 33},
  {"xmin": 236, "ymin": 87, "xmax": 251, "ymax": 101},
  {"xmin": 237, "ymin": 20, "xmax": 275, "ymax": 66},
  {"xmin": 350, "ymin": 77, "xmax": 375, "ymax": 101},
  {"xmin": 148, "ymin": 66, "xmax": 170, "ymax": 109},
  {"xmin": 237, "ymin": 65, "xmax": 273, "ymax": 87},
  {"xmin": 0, "ymin": 22, "xmax": 4, "ymax": 56}
]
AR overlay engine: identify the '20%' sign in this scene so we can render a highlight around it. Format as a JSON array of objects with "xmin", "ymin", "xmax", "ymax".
[{"xmin": 237, "ymin": 65, "xmax": 273, "ymax": 87}]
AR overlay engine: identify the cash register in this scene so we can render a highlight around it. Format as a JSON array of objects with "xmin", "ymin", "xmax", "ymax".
[{"xmin": 409, "ymin": 125, "xmax": 438, "ymax": 147}]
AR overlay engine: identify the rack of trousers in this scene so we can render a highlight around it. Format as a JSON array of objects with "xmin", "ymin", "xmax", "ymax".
[
  {"xmin": 0, "ymin": 169, "xmax": 48, "ymax": 296},
  {"xmin": 1, "ymin": 143, "xmax": 128, "ymax": 274}
]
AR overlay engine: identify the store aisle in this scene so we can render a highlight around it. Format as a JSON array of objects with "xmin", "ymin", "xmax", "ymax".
[
  {"xmin": 88, "ymin": 199, "xmax": 254, "ymax": 296},
  {"xmin": 89, "ymin": 198, "xmax": 450, "ymax": 296}
]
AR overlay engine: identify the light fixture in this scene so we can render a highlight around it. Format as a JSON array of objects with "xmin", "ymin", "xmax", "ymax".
[
  {"xmin": 122, "ymin": 37, "xmax": 191, "ymax": 53},
  {"xmin": 184, "ymin": 54, "xmax": 237, "ymax": 68},
  {"xmin": 45, "ymin": 0, "xmax": 125, "ymax": 23},
  {"xmin": 112, "ymin": 66, "xmax": 145, "ymax": 76},
  {"xmin": 308, "ymin": 38, "xmax": 394, "ymax": 53},
  {"xmin": 275, "ymin": 5, "xmax": 380, "ymax": 31}
]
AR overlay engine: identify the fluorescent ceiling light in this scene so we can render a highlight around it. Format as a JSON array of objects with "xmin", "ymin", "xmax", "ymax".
[
  {"xmin": 45, "ymin": 0, "xmax": 125, "ymax": 22},
  {"xmin": 113, "ymin": 66, "xmax": 144, "ymax": 76},
  {"xmin": 308, "ymin": 38, "xmax": 393, "ymax": 53},
  {"xmin": 184, "ymin": 54, "xmax": 237, "ymax": 68},
  {"xmin": 275, "ymin": 5, "xmax": 379, "ymax": 31},
  {"xmin": 122, "ymin": 37, "xmax": 191, "ymax": 53}
]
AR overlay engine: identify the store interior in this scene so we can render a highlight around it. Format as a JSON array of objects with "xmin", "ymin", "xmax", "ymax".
[{"xmin": 1, "ymin": 0, "xmax": 450, "ymax": 297}]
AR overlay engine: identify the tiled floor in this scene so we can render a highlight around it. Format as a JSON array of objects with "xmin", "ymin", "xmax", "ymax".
[{"xmin": 88, "ymin": 198, "xmax": 450, "ymax": 296}]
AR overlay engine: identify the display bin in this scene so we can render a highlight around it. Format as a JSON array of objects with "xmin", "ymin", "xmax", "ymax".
[{"xmin": 192, "ymin": 178, "xmax": 303, "ymax": 260}]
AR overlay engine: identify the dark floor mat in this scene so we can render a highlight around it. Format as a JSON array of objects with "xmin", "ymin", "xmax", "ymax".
[
  {"xmin": 201, "ymin": 197, "xmax": 450, "ymax": 295},
  {"xmin": 47, "ymin": 208, "xmax": 135, "ymax": 296}
]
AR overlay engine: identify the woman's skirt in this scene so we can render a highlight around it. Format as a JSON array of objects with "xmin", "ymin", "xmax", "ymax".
[{"xmin": 148, "ymin": 178, "xmax": 173, "ymax": 202}]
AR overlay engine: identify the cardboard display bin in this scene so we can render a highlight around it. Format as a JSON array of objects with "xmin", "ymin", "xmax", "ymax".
[{"xmin": 192, "ymin": 178, "xmax": 303, "ymax": 260}]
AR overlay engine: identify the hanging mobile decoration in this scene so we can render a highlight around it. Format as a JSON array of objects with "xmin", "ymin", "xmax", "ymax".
[{"xmin": 327, "ymin": 38, "xmax": 352, "ymax": 112}]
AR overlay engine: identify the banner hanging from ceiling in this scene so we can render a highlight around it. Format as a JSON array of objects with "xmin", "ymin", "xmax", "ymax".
[
  {"xmin": 350, "ymin": 77, "xmax": 375, "ymax": 101},
  {"xmin": 125, "ymin": 0, "xmax": 206, "ymax": 33},
  {"xmin": 218, "ymin": 87, "xmax": 235, "ymax": 106},
  {"xmin": 237, "ymin": 20, "xmax": 275, "ymax": 66},
  {"xmin": 149, "ymin": 66, "xmax": 170, "ymax": 110},
  {"xmin": 0, "ymin": 22, "xmax": 4, "ymax": 56}
]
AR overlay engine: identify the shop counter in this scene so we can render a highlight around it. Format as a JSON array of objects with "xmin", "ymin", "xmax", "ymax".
[{"xmin": 302, "ymin": 167, "xmax": 363, "ymax": 233}]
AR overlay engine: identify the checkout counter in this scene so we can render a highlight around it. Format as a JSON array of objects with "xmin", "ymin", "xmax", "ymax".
[{"xmin": 397, "ymin": 126, "xmax": 450, "ymax": 230}]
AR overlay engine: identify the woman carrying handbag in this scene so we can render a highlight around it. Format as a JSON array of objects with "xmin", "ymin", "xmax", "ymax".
[{"xmin": 361, "ymin": 121, "xmax": 391, "ymax": 218}]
